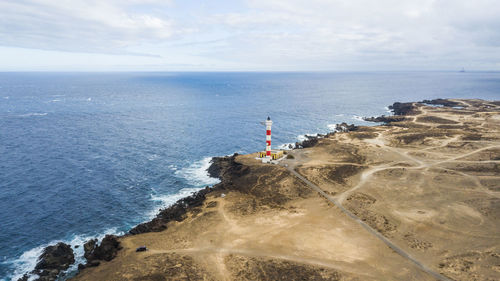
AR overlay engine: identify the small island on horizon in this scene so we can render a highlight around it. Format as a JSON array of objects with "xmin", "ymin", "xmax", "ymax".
[{"xmin": 21, "ymin": 98, "xmax": 500, "ymax": 281}]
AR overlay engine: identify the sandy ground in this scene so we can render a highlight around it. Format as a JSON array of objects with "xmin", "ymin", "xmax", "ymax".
[{"xmin": 72, "ymin": 99, "xmax": 500, "ymax": 281}]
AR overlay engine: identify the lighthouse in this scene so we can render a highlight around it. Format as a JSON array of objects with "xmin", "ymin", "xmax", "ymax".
[
  {"xmin": 258, "ymin": 116, "xmax": 283, "ymax": 163},
  {"xmin": 265, "ymin": 116, "xmax": 272, "ymax": 157}
]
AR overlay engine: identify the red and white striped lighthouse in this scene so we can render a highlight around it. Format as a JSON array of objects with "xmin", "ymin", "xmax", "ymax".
[{"xmin": 265, "ymin": 116, "xmax": 273, "ymax": 157}]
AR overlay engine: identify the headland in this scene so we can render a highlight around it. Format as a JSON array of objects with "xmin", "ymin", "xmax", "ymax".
[{"xmin": 27, "ymin": 99, "xmax": 500, "ymax": 281}]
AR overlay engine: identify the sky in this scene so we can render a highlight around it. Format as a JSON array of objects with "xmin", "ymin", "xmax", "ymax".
[{"xmin": 0, "ymin": 0, "xmax": 499, "ymax": 71}]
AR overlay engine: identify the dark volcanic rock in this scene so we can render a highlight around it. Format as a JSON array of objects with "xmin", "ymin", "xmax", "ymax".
[
  {"xmin": 84, "ymin": 235, "xmax": 121, "ymax": 262},
  {"xmin": 88, "ymin": 260, "xmax": 100, "ymax": 267},
  {"xmin": 207, "ymin": 156, "xmax": 225, "ymax": 179},
  {"xmin": 22, "ymin": 242, "xmax": 75, "ymax": 281},
  {"xmin": 83, "ymin": 239, "xmax": 97, "ymax": 260},
  {"xmin": 295, "ymin": 133, "xmax": 333, "ymax": 149},
  {"xmin": 363, "ymin": 115, "xmax": 406, "ymax": 123},
  {"xmin": 94, "ymin": 235, "xmax": 121, "ymax": 261},
  {"xmin": 335, "ymin": 122, "xmax": 358, "ymax": 132},
  {"xmin": 296, "ymin": 135, "xmax": 319, "ymax": 148},
  {"xmin": 78, "ymin": 263, "xmax": 86, "ymax": 270},
  {"xmin": 78, "ymin": 235, "xmax": 121, "ymax": 272},
  {"xmin": 35, "ymin": 243, "xmax": 74, "ymax": 271},
  {"xmin": 129, "ymin": 186, "xmax": 213, "ymax": 234},
  {"xmin": 421, "ymin": 99, "xmax": 462, "ymax": 107},
  {"xmin": 389, "ymin": 102, "xmax": 416, "ymax": 115},
  {"xmin": 208, "ymin": 153, "xmax": 248, "ymax": 180}
]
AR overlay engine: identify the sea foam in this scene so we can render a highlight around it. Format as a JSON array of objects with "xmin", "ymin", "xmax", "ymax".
[
  {"xmin": 297, "ymin": 133, "xmax": 319, "ymax": 142},
  {"xmin": 352, "ymin": 115, "xmax": 364, "ymax": 121},
  {"xmin": 277, "ymin": 143, "xmax": 295, "ymax": 150},
  {"xmin": 175, "ymin": 157, "xmax": 220, "ymax": 187},
  {"xmin": 327, "ymin": 124, "xmax": 338, "ymax": 131},
  {"xmin": 149, "ymin": 187, "xmax": 204, "ymax": 219},
  {"xmin": 18, "ymin": 113, "xmax": 48, "ymax": 117},
  {"xmin": 7, "ymin": 228, "xmax": 123, "ymax": 281}
]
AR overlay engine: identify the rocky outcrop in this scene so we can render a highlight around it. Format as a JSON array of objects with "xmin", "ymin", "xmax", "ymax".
[
  {"xmin": 83, "ymin": 239, "xmax": 97, "ymax": 261},
  {"xmin": 367, "ymin": 100, "xmax": 459, "ymax": 123},
  {"xmin": 420, "ymin": 99, "xmax": 462, "ymax": 107},
  {"xmin": 79, "ymin": 235, "xmax": 122, "ymax": 270},
  {"xmin": 84, "ymin": 235, "xmax": 121, "ymax": 261},
  {"xmin": 335, "ymin": 122, "xmax": 358, "ymax": 132},
  {"xmin": 18, "ymin": 242, "xmax": 75, "ymax": 281},
  {"xmin": 363, "ymin": 115, "xmax": 407, "ymax": 123},
  {"xmin": 296, "ymin": 135, "xmax": 320, "ymax": 148},
  {"xmin": 129, "ymin": 186, "xmax": 213, "ymax": 234},
  {"xmin": 207, "ymin": 153, "xmax": 249, "ymax": 180},
  {"xmin": 389, "ymin": 102, "xmax": 417, "ymax": 115},
  {"xmin": 206, "ymin": 156, "xmax": 227, "ymax": 179}
]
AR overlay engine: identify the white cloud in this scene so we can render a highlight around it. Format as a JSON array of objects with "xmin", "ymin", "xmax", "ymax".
[
  {"xmin": 0, "ymin": 0, "xmax": 176, "ymax": 54},
  {"xmin": 0, "ymin": 0, "xmax": 499, "ymax": 70}
]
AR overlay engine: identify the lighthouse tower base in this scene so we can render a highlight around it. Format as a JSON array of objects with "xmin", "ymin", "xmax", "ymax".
[{"xmin": 261, "ymin": 156, "xmax": 272, "ymax": 163}]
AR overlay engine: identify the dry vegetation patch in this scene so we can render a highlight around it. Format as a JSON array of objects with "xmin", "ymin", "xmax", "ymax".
[
  {"xmin": 403, "ymin": 233, "xmax": 433, "ymax": 251},
  {"xmin": 464, "ymin": 198, "xmax": 500, "ymax": 220},
  {"xmin": 417, "ymin": 116, "xmax": 459, "ymax": 124},
  {"xmin": 224, "ymin": 255, "xmax": 344, "ymax": 281},
  {"xmin": 441, "ymin": 163, "xmax": 500, "ymax": 176},
  {"xmin": 438, "ymin": 251, "xmax": 500, "ymax": 281},
  {"xmin": 344, "ymin": 192, "xmax": 398, "ymax": 236},
  {"xmin": 348, "ymin": 132, "xmax": 378, "ymax": 140},
  {"xmin": 129, "ymin": 254, "xmax": 214, "ymax": 281},
  {"xmin": 394, "ymin": 131, "xmax": 453, "ymax": 145}
]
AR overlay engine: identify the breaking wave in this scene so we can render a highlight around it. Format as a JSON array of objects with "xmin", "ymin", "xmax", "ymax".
[
  {"xmin": 175, "ymin": 157, "xmax": 220, "ymax": 187},
  {"xmin": 17, "ymin": 113, "xmax": 48, "ymax": 117},
  {"xmin": 149, "ymin": 187, "xmax": 204, "ymax": 219},
  {"xmin": 352, "ymin": 115, "xmax": 364, "ymax": 121},
  {"xmin": 297, "ymin": 133, "xmax": 319, "ymax": 142},
  {"xmin": 6, "ymin": 228, "xmax": 123, "ymax": 281}
]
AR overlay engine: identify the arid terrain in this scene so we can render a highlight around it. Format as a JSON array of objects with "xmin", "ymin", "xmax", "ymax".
[{"xmin": 72, "ymin": 99, "xmax": 500, "ymax": 281}]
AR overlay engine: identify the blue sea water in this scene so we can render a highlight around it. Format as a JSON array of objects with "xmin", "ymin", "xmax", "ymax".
[{"xmin": 0, "ymin": 71, "xmax": 499, "ymax": 280}]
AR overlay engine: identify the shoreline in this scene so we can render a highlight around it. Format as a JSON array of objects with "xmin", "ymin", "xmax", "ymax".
[
  {"xmin": 9, "ymin": 99, "xmax": 440, "ymax": 281},
  {"xmin": 12, "ymin": 109, "xmax": 367, "ymax": 280},
  {"xmin": 17, "ymin": 98, "xmax": 500, "ymax": 281}
]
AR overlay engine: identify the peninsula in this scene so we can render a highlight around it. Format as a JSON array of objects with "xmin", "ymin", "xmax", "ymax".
[{"xmin": 37, "ymin": 99, "xmax": 500, "ymax": 281}]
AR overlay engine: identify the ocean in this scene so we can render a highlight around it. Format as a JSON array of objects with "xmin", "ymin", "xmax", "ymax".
[{"xmin": 0, "ymin": 71, "xmax": 499, "ymax": 280}]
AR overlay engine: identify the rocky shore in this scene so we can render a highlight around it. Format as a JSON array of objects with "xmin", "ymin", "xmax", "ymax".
[
  {"xmin": 21, "ymin": 153, "xmax": 250, "ymax": 281},
  {"xmin": 22, "ymin": 99, "xmax": 500, "ymax": 281}
]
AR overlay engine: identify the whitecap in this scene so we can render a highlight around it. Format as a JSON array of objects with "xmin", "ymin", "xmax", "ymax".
[
  {"xmin": 18, "ymin": 113, "xmax": 48, "ymax": 117},
  {"xmin": 7, "ymin": 228, "xmax": 123, "ymax": 281},
  {"xmin": 352, "ymin": 115, "xmax": 364, "ymax": 121},
  {"xmin": 149, "ymin": 187, "xmax": 203, "ymax": 219},
  {"xmin": 174, "ymin": 157, "xmax": 220, "ymax": 187},
  {"xmin": 327, "ymin": 124, "xmax": 338, "ymax": 131},
  {"xmin": 277, "ymin": 143, "xmax": 295, "ymax": 150},
  {"xmin": 147, "ymin": 154, "xmax": 159, "ymax": 161},
  {"xmin": 297, "ymin": 133, "xmax": 318, "ymax": 142},
  {"xmin": 50, "ymin": 99, "xmax": 61, "ymax": 102}
]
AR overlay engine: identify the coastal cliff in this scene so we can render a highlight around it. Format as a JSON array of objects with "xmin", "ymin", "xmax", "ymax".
[{"xmin": 26, "ymin": 99, "xmax": 500, "ymax": 281}]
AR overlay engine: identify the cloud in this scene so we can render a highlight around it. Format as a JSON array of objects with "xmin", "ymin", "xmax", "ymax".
[
  {"xmin": 0, "ymin": 0, "xmax": 499, "ymax": 70},
  {"xmin": 196, "ymin": 0, "xmax": 500, "ymax": 70},
  {"xmin": 0, "ymin": 0, "xmax": 176, "ymax": 55}
]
